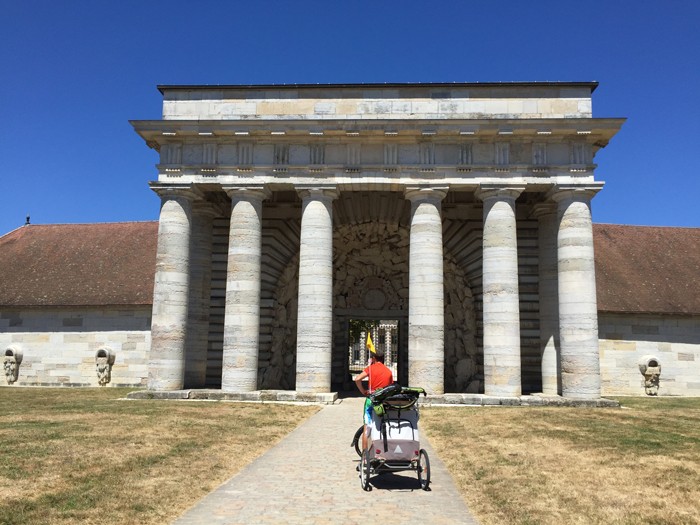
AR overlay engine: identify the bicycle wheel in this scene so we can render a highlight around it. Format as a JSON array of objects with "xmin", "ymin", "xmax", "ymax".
[
  {"xmin": 352, "ymin": 425, "xmax": 363, "ymax": 457},
  {"xmin": 360, "ymin": 449, "xmax": 372, "ymax": 491},
  {"xmin": 417, "ymin": 449, "xmax": 430, "ymax": 490}
]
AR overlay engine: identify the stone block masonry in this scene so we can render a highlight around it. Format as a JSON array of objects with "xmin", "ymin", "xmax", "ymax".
[
  {"xmin": 0, "ymin": 307, "xmax": 150, "ymax": 387},
  {"xmin": 129, "ymin": 82, "xmax": 625, "ymax": 398},
  {"xmin": 599, "ymin": 313, "xmax": 700, "ymax": 396}
]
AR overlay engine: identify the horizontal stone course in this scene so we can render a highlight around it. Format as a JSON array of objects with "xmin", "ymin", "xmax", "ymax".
[
  {"xmin": 163, "ymin": 86, "xmax": 594, "ymax": 120},
  {"xmin": 127, "ymin": 390, "xmax": 619, "ymax": 407},
  {"xmin": 127, "ymin": 389, "xmax": 338, "ymax": 404},
  {"xmin": 1, "ymin": 308, "xmax": 150, "ymax": 387},
  {"xmin": 599, "ymin": 313, "xmax": 700, "ymax": 396}
]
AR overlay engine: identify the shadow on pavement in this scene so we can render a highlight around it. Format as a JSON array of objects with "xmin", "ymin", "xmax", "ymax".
[{"xmin": 367, "ymin": 472, "xmax": 425, "ymax": 492}]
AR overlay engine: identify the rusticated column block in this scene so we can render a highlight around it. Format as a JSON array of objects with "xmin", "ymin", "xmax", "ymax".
[
  {"xmin": 184, "ymin": 201, "xmax": 218, "ymax": 388},
  {"xmin": 148, "ymin": 183, "xmax": 196, "ymax": 390},
  {"xmin": 221, "ymin": 187, "xmax": 270, "ymax": 392},
  {"xmin": 405, "ymin": 187, "xmax": 448, "ymax": 395},
  {"xmin": 533, "ymin": 202, "xmax": 561, "ymax": 395},
  {"xmin": 476, "ymin": 185, "xmax": 525, "ymax": 397},
  {"xmin": 296, "ymin": 187, "xmax": 338, "ymax": 393},
  {"xmin": 551, "ymin": 185, "xmax": 603, "ymax": 399}
]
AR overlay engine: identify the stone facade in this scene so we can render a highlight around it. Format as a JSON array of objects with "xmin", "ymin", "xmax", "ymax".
[
  {"xmin": 5, "ymin": 85, "xmax": 700, "ymax": 397},
  {"xmin": 130, "ymin": 82, "xmax": 625, "ymax": 398},
  {"xmin": 599, "ymin": 313, "xmax": 700, "ymax": 396},
  {"xmin": 0, "ymin": 307, "xmax": 150, "ymax": 387},
  {"xmin": 2, "ymin": 223, "xmax": 699, "ymax": 396}
]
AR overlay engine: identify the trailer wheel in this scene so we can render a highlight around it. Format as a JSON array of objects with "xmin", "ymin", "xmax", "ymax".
[
  {"xmin": 417, "ymin": 449, "xmax": 431, "ymax": 490},
  {"xmin": 360, "ymin": 449, "xmax": 372, "ymax": 491},
  {"xmin": 352, "ymin": 425, "xmax": 363, "ymax": 457}
]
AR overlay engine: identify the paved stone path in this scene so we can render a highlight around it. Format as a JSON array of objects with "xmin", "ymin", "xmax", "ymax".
[{"xmin": 172, "ymin": 397, "xmax": 480, "ymax": 525}]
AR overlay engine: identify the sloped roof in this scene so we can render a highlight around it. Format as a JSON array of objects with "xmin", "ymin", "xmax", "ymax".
[
  {"xmin": 594, "ymin": 224, "xmax": 700, "ymax": 315},
  {"xmin": 0, "ymin": 222, "xmax": 157, "ymax": 307},
  {"xmin": 1, "ymin": 221, "xmax": 698, "ymax": 315}
]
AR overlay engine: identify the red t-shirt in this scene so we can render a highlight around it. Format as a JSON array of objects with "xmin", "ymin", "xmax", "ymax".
[{"xmin": 363, "ymin": 362, "xmax": 394, "ymax": 393}]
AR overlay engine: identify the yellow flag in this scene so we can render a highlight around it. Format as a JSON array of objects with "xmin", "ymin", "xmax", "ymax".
[{"xmin": 366, "ymin": 332, "xmax": 376, "ymax": 355}]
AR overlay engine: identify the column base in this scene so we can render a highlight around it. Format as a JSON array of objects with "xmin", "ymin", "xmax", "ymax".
[
  {"xmin": 420, "ymin": 393, "xmax": 619, "ymax": 408},
  {"xmin": 126, "ymin": 389, "xmax": 338, "ymax": 405}
]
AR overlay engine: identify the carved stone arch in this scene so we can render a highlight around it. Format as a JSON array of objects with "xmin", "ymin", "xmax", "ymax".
[
  {"xmin": 333, "ymin": 221, "xmax": 409, "ymax": 312},
  {"xmin": 261, "ymin": 211, "xmax": 479, "ymax": 393},
  {"xmin": 261, "ymin": 251, "xmax": 299, "ymax": 390},
  {"xmin": 443, "ymin": 254, "xmax": 479, "ymax": 392}
]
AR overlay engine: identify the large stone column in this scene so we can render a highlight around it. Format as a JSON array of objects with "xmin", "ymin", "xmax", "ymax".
[
  {"xmin": 476, "ymin": 185, "xmax": 525, "ymax": 397},
  {"xmin": 551, "ymin": 185, "xmax": 602, "ymax": 399},
  {"xmin": 405, "ymin": 187, "xmax": 448, "ymax": 395},
  {"xmin": 221, "ymin": 187, "xmax": 269, "ymax": 392},
  {"xmin": 148, "ymin": 183, "xmax": 196, "ymax": 390},
  {"xmin": 533, "ymin": 202, "xmax": 560, "ymax": 395},
  {"xmin": 296, "ymin": 187, "xmax": 337, "ymax": 393},
  {"xmin": 184, "ymin": 200, "xmax": 217, "ymax": 388}
]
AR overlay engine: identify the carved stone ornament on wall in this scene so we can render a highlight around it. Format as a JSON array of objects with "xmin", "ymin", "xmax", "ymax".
[
  {"xmin": 95, "ymin": 347, "xmax": 116, "ymax": 386},
  {"xmin": 4, "ymin": 345, "xmax": 23, "ymax": 384},
  {"xmin": 638, "ymin": 355, "xmax": 661, "ymax": 396}
]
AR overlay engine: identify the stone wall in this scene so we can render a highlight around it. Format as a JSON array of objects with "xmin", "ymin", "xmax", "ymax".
[
  {"xmin": 599, "ymin": 312, "xmax": 700, "ymax": 396},
  {"xmin": 162, "ymin": 84, "xmax": 593, "ymax": 121},
  {"xmin": 0, "ymin": 307, "xmax": 151, "ymax": 387}
]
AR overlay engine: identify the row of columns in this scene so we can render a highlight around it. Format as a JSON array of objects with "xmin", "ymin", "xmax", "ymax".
[{"xmin": 148, "ymin": 182, "xmax": 602, "ymax": 399}]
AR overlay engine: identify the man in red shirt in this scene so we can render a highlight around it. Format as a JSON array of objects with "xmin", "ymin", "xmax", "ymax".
[{"xmin": 354, "ymin": 345, "xmax": 393, "ymax": 452}]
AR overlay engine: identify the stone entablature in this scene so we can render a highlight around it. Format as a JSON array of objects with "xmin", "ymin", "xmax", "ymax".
[{"xmin": 132, "ymin": 83, "xmax": 623, "ymax": 186}]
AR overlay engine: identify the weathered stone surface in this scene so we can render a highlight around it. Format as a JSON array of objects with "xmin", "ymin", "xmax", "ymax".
[
  {"xmin": 552, "ymin": 186, "xmax": 602, "ymax": 399},
  {"xmin": 222, "ymin": 188, "xmax": 268, "ymax": 392},
  {"xmin": 130, "ymin": 83, "xmax": 627, "ymax": 401},
  {"xmin": 477, "ymin": 186, "xmax": 524, "ymax": 397},
  {"xmin": 148, "ymin": 186, "xmax": 194, "ymax": 391},
  {"xmin": 296, "ymin": 189, "xmax": 337, "ymax": 393},
  {"xmin": 406, "ymin": 188, "xmax": 447, "ymax": 395}
]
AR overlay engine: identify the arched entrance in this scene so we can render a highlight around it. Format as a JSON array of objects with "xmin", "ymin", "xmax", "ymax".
[{"xmin": 206, "ymin": 190, "xmax": 480, "ymax": 393}]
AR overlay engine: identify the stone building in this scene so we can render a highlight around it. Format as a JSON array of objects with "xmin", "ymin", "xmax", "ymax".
[
  {"xmin": 131, "ymin": 82, "xmax": 624, "ymax": 399},
  {"xmin": 1, "ymin": 221, "xmax": 699, "ymax": 396},
  {"xmin": 2, "ymin": 83, "xmax": 698, "ymax": 398},
  {"xmin": 594, "ymin": 225, "xmax": 700, "ymax": 395},
  {"xmin": 0, "ymin": 223, "xmax": 156, "ymax": 386}
]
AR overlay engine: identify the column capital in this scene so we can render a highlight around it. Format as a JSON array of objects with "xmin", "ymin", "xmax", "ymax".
[
  {"xmin": 149, "ymin": 181, "xmax": 202, "ymax": 200},
  {"xmin": 295, "ymin": 186, "xmax": 339, "ymax": 201},
  {"xmin": 547, "ymin": 183, "xmax": 604, "ymax": 203},
  {"xmin": 475, "ymin": 184, "xmax": 525, "ymax": 202},
  {"xmin": 404, "ymin": 186, "xmax": 449, "ymax": 203},
  {"xmin": 222, "ymin": 185, "xmax": 271, "ymax": 202}
]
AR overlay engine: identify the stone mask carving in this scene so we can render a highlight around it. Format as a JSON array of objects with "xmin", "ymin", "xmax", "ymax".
[
  {"xmin": 4, "ymin": 356, "xmax": 18, "ymax": 384},
  {"xmin": 638, "ymin": 356, "xmax": 661, "ymax": 396},
  {"xmin": 3, "ymin": 346, "xmax": 22, "ymax": 384},
  {"xmin": 95, "ymin": 348, "xmax": 116, "ymax": 386}
]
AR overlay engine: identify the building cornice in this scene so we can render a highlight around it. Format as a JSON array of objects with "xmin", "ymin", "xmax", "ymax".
[
  {"xmin": 157, "ymin": 81, "xmax": 599, "ymax": 94},
  {"xmin": 131, "ymin": 118, "xmax": 625, "ymax": 145}
]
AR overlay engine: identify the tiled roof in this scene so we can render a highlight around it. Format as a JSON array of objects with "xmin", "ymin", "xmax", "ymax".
[
  {"xmin": 1, "ymin": 221, "xmax": 698, "ymax": 315},
  {"xmin": 0, "ymin": 222, "xmax": 157, "ymax": 306},
  {"xmin": 594, "ymin": 224, "xmax": 700, "ymax": 315}
]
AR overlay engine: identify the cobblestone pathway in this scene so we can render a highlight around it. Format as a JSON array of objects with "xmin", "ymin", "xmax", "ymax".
[{"xmin": 172, "ymin": 397, "xmax": 479, "ymax": 525}]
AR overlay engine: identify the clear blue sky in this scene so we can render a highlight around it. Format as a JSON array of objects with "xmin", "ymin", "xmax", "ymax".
[{"xmin": 2, "ymin": 0, "xmax": 699, "ymax": 235}]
